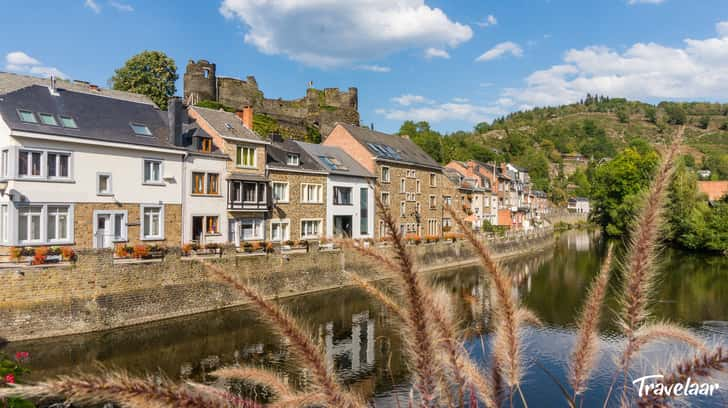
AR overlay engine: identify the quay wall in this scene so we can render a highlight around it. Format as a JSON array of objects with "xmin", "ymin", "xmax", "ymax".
[{"xmin": 0, "ymin": 230, "xmax": 554, "ymax": 342}]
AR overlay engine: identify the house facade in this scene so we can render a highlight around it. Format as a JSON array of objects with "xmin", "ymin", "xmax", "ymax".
[
  {"xmin": 0, "ymin": 75, "xmax": 184, "ymax": 249},
  {"xmin": 324, "ymin": 123, "xmax": 448, "ymax": 240}
]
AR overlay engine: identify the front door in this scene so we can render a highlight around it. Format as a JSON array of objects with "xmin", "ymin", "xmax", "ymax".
[
  {"xmin": 95, "ymin": 214, "xmax": 112, "ymax": 248},
  {"xmin": 333, "ymin": 215, "xmax": 353, "ymax": 238},
  {"xmin": 192, "ymin": 216, "xmax": 204, "ymax": 243}
]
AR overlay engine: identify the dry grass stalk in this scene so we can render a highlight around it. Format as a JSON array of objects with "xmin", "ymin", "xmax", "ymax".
[
  {"xmin": 516, "ymin": 307, "xmax": 542, "ymax": 328},
  {"xmin": 569, "ymin": 245, "xmax": 614, "ymax": 397},
  {"xmin": 447, "ymin": 206, "xmax": 524, "ymax": 389},
  {"xmin": 203, "ymin": 262, "xmax": 363, "ymax": 408},
  {"xmin": 211, "ymin": 367, "xmax": 295, "ymax": 399},
  {"xmin": 0, "ymin": 371, "xmax": 248, "ymax": 408},
  {"xmin": 268, "ymin": 392, "xmax": 328, "ymax": 408},
  {"xmin": 633, "ymin": 322, "xmax": 707, "ymax": 354},
  {"xmin": 339, "ymin": 239, "xmax": 402, "ymax": 276},
  {"xmin": 345, "ymin": 271, "xmax": 406, "ymax": 321}
]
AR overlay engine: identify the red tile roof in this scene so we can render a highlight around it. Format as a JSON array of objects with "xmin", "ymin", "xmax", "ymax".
[{"xmin": 698, "ymin": 181, "xmax": 728, "ymax": 201}]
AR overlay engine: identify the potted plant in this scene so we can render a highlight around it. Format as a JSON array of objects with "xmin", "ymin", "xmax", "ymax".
[
  {"xmin": 8, "ymin": 246, "xmax": 22, "ymax": 262},
  {"xmin": 132, "ymin": 244, "xmax": 149, "ymax": 259},
  {"xmin": 31, "ymin": 247, "xmax": 49, "ymax": 265},
  {"xmin": 61, "ymin": 246, "xmax": 76, "ymax": 262}
]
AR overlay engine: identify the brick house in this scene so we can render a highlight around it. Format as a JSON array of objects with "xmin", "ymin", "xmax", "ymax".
[
  {"xmin": 324, "ymin": 123, "xmax": 448, "ymax": 240},
  {"xmin": 266, "ymin": 135, "xmax": 328, "ymax": 242},
  {"xmin": 187, "ymin": 106, "xmax": 270, "ymax": 245},
  {"xmin": 0, "ymin": 73, "xmax": 185, "ymax": 249}
]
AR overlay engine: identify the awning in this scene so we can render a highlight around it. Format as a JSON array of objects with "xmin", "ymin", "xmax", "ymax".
[{"xmin": 227, "ymin": 173, "xmax": 269, "ymax": 182}]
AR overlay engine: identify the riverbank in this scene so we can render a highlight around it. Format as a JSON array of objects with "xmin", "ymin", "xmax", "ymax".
[{"xmin": 1, "ymin": 229, "xmax": 555, "ymax": 342}]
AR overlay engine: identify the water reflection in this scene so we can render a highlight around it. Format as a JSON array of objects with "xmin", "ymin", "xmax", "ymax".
[{"xmin": 5, "ymin": 230, "xmax": 728, "ymax": 407}]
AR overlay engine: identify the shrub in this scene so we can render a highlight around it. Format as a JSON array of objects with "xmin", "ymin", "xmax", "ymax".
[
  {"xmin": 205, "ymin": 243, "xmax": 221, "ymax": 250},
  {"xmin": 114, "ymin": 244, "xmax": 129, "ymax": 258},
  {"xmin": 9, "ymin": 246, "xmax": 22, "ymax": 261},
  {"xmin": 424, "ymin": 234, "xmax": 440, "ymax": 243},
  {"xmin": 181, "ymin": 243, "xmax": 193, "ymax": 256},
  {"xmin": 31, "ymin": 247, "xmax": 49, "ymax": 265},
  {"xmin": 284, "ymin": 240, "xmax": 294, "ymax": 246},
  {"xmin": 251, "ymin": 242, "xmax": 262, "ymax": 252},
  {"xmin": 132, "ymin": 244, "xmax": 149, "ymax": 259},
  {"xmin": 60, "ymin": 246, "xmax": 76, "ymax": 261},
  {"xmin": 265, "ymin": 242, "xmax": 274, "ymax": 253},
  {"xmin": 242, "ymin": 242, "xmax": 253, "ymax": 252},
  {"xmin": 444, "ymin": 232, "xmax": 459, "ymax": 242},
  {"xmin": 404, "ymin": 233, "xmax": 422, "ymax": 244}
]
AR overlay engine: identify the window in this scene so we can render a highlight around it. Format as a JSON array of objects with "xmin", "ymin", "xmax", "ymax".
[
  {"xmin": 131, "ymin": 123, "xmax": 152, "ymax": 136},
  {"xmin": 444, "ymin": 196, "xmax": 452, "ymax": 206},
  {"xmin": 207, "ymin": 174, "xmax": 219, "ymax": 194},
  {"xmin": 415, "ymin": 202, "xmax": 421, "ymax": 214},
  {"xmin": 301, "ymin": 183, "xmax": 322, "ymax": 203},
  {"xmin": 407, "ymin": 192, "xmax": 415, "ymax": 202},
  {"xmin": 287, "ymin": 153, "xmax": 300, "ymax": 166},
  {"xmin": 206, "ymin": 216, "xmax": 219, "ymax": 234},
  {"xmin": 381, "ymin": 191, "xmax": 390, "ymax": 207},
  {"xmin": 360, "ymin": 187, "xmax": 369, "ymax": 235},
  {"xmin": 1, "ymin": 150, "xmax": 7, "ymax": 178},
  {"xmin": 0, "ymin": 205, "xmax": 7, "ymax": 243},
  {"xmin": 243, "ymin": 183, "xmax": 258, "ymax": 202},
  {"xmin": 47, "ymin": 206, "xmax": 69, "ymax": 242},
  {"xmin": 97, "ymin": 173, "xmax": 112, "ymax": 195},
  {"xmin": 59, "ymin": 116, "xmax": 78, "ymax": 128},
  {"xmin": 319, "ymin": 156, "xmax": 348, "ymax": 171},
  {"xmin": 429, "ymin": 195, "xmax": 437, "ymax": 209},
  {"xmin": 428, "ymin": 219, "xmax": 438, "ymax": 235},
  {"xmin": 400, "ymin": 178, "xmax": 406, "ymax": 193},
  {"xmin": 47, "ymin": 153, "xmax": 70, "ymax": 178},
  {"xmin": 240, "ymin": 219, "xmax": 264, "ymax": 241},
  {"xmin": 141, "ymin": 205, "xmax": 164, "ymax": 240},
  {"xmin": 18, "ymin": 150, "xmax": 42, "ymax": 177},
  {"xmin": 18, "ymin": 110, "xmax": 37, "ymax": 123},
  {"xmin": 200, "ymin": 138, "xmax": 212, "ymax": 152},
  {"xmin": 113, "ymin": 213, "xmax": 126, "ymax": 241},
  {"xmin": 272, "ymin": 182, "xmax": 289, "ymax": 202},
  {"xmin": 143, "ymin": 159, "xmax": 162, "ymax": 184},
  {"xmin": 270, "ymin": 220, "xmax": 290, "ymax": 242},
  {"xmin": 18, "ymin": 206, "xmax": 42, "ymax": 243},
  {"xmin": 236, "ymin": 146, "xmax": 256, "ymax": 167},
  {"xmin": 430, "ymin": 173, "xmax": 437, "ymax": 187},
  {"xmin": 301, "ymin": 219, "xmax": 322, "ymax": 239},
  {"xmin": 192, "ymin": 172, "xmax": 205, "ymax": 194},
  {"xmin": 407, "ymin": 170, "xmax": 416, "ymax": 178},
  {"xmin": 400, "ymin": 201, "xmax": 406, "ymax": 217},
  {"xmin": 381, "ymin": 166, "xmax": 390, "ymax": 183},
  {"xmin": 333, "ymin": 186, "xmax": 352, "ymax": 205},
  {"xmin": 442, "ymin": 218, "xmax": 453, "ymax": 232},
  {"xmin": 416, "ymin": 179, "xmax": 421, "ymax": 193},
  {"xmin": 39, "ymin": 113, "xmax": 58, "ymax": 126}
]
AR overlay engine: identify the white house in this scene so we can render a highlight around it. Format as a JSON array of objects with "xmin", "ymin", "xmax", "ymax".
[
  {"xmin": 568, "ymin": 197, "xmax": 591, "ymax": 214},
  {"xmin": 0, "ymin": 74, "xmax": 185, "ymax": 249},
  {"xmin": 297, "ymin": 142, "xmax": 375, "ymax": 239}
]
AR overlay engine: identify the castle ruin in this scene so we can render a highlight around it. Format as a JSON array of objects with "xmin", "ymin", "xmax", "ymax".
[{"xmin": 183, "ymin": 59, "xmax": 360, "ymax": 140}]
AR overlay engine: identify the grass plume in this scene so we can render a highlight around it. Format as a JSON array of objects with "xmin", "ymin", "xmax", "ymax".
[{"xmin": 211, "ymin": 367, "xmax": 295, "ymax": 399}]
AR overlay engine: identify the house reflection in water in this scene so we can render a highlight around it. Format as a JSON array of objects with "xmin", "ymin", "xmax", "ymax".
[{"xmin": 321, "ymin": 310, "xmax": 376, "ymax": 380}]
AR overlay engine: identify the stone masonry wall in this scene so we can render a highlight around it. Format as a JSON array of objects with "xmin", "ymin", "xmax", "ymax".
[
  {"xmin": 0, "ymin": 230, "xmax": 554, "ymax": 342},
  {"xmin": 269, "ymin": 170, "xmax": 327, "ymax": 241}
]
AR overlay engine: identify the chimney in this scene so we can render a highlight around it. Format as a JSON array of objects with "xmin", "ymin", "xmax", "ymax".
[
  {"xmin": 236, "ymin": 106, "xmax": 254, "ymax": 130},
  {"xmin": 167, "ymin": 97, "xmax": 184, "ymax": 146},
  {"xmin": 401, "ymin": 134, "xmax": 410, "ymax": 140},
  {"xmin": 89, "ymin": 84, "xmax": 100, "ymax": 92}
]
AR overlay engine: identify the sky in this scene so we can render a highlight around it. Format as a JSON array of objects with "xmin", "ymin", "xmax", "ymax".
[{"xmin": 1, "ymin": 0, "xmax": 727, "ymax": 134}]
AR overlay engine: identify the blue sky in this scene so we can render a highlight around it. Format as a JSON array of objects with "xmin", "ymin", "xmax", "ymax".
[{"xmin": 1, "ymin": 0, "xmax": 727, "ymax": 133}]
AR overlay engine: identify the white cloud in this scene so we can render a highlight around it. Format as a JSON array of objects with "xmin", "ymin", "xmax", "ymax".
[
  {"xmin": 628, "ymin": 0, "xmax": 665, "ymax": 4},
  {"xmin": 84, "ymin": 0, "xmax": 101, "ymax": 13},
  {"xmin": 4, "ymin": 51, "xmax": 68, "ymax": 79},
  {"xmin": 355, "ymin": 64, "xmax": 391, "ymax": 73},
  {"xmin": 391, "ymin": 94, "xmax": 433, "ymax": 106},
  {"xmin": 219, "ymin": 0, "xmax": 472, "ymax": 68},
  {"xmin": 451, "ymin": 97, "xmax": 470, "ymax": 103},
  {"xmin": 717, "ymin": 21, "xmax": 728, "ymax": 37},
  {"xmin": 379, "ymin": 101, "xmax": 507, "ymax": 123},
  {"xmin": 476, "ymin": 14, "xmax": 497, "ymax": 28},
  {"xmin": 475, "ymin": 41, "xmax": 523, "ymax": 62},
  {"xmin": 503, "ymin": 24, "xmax": 728, "ymax": 107},
  {"xmin": 110, "ymin": 1, "xmax": 134, "ymax": 12},
  {"xmin": 424, "ymin": 47, "xmax": 450, "ymax": 59}
]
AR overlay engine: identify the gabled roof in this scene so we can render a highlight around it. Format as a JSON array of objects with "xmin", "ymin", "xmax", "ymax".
[
  {"xmin": 190, "ymin": 106, "xmax": 265, "ymax": 144},
  {"xmin": 0, "ymin": 71, "xmax": 155, "ymax": 105},
  {"xmin": 335, "ymin": 123, "xmax": 441, "ymax": 170},
  {"xmin": 178, "ymin": 109, "xmax": 228, "ymax": 159},
  {"xmin": 296, "ymin": 142, "xmax": 374, "ymax": 178},
  {"xmin": 0, "ymin": 85, "xmax": 180, "ymax": 151},
  {"xmin": 267, "ymin": 139, "xmax": 326, "ymax": 173}
]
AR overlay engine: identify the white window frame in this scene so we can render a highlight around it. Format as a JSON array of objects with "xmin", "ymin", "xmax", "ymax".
[
  {"xmin": 427, "ymin": 219, "xmax": 438, "ymax": 236},
  {"xmin": 286, "ymin": 153, "xmax": 300, "ymax": 166},
  {"xmin": 17, "ymin": 205, "xmax": 44, "ymax": 244},
  {"xmin": 429, "ymin": 194, "xmax": 437, "ymax": 209},
  {"xmin": 140, "ymin": 204, "xmax": 165, "ymax": 240},
  {"xmin": 236, "ymin": 146, "xmax": 257, "ymax": 168},
  {"xmin": 0, "ymin": 204, "xmax": 7, "ymax": 243},
  {"xmin": 301, "ymin": 183, "xmax": 323, "ymax": 204},
  {"xmin": 272, "ymin": 181, "xmax": 290, "ymax": 203},
  {"xmin": 97, "ymin": 172, "xmax": 113, "ymax": 196},
  {"xmin": 400, "ymin": 201, "xmax": 406, "ymax": 217},
  {"xmin": 270, "ymin": 219, "xmax": 291, "ymax": 242},
  {"xmin": 381, "ymin": 166, "xmax": 390, "ymax": 183},
  {"xmin": 46, "ymin": 205, "xmax": 71, "ymax": 243},
  {"xmin": 15, "ymin": 203, "xmax": 75, "ymax": 246},
  {"xmin": 300, "ymin": 218, "xmax": 322, "ymax": 240},
  {"xmin": 46, "ymin": 151, "xmax": 72, "ymax": 180},
  {"xmin": 416, "ymin": 179, "xmax": 421, "ymax": 193},
  {"xmin": 415, "ymin": 201, "xmax": 421, "ymax": 214},
  {"xmin": 142, "ymin": 159, "xmax": 164, "ymax": 185},
  {"xmin": 17, "ymin": 149, "xmax": 44, "ymax": 179},
  {"xmin": 381, "ymin": 191, "xmax": 390, "ymax": 207},
  {"xmin": 93, "ymin": 210, "xmax": 129, "ymax": 243},
  {"xmin": 239, "ymin": 218, "xmax": 265, "ymax": 241},
  {"xmin": 1, "ymin": 150, "xmax": 7, "ymax": 178},
  {"xmin": 400, "ymin": 178, "xmax": 406, "ymax": 193},
  {"xmin": 430, "ymin": 173, "xmax": 438, "ymax": 187}
]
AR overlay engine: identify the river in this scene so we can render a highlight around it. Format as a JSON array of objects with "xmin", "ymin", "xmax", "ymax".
[{"xmin": 4, "ymin": 230, "xmax": 728, "ymax": 407}]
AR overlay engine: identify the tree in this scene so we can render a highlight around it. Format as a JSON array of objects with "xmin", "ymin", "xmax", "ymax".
[
  {"xmin": 698, "ymin": 115, "xmax": 711, "ymax": 129},
  {"xmin": 616, "ymin": 107, "xmax": 629, "ymax": 123},
  {"xmin": 664, "ymin": 104, "xmax": 687, "ymax": 125},
  {"xmin": 111, "ymin": 51, "xmax": 178, "ymax": 110},
  {"xmin": 474, "ymin": 122, "xmax": 490, "ymax": 134},
  {"xmin": 644, "ymin": 106, "xmax": 657, "ymax": 124}
]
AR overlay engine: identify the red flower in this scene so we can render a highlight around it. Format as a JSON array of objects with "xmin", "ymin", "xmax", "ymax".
[
  {"xmin": 15, "ymin": 351, "xmax": 29, "ymax": 361},
  {"xmin": 4, "ymin": 373, "xmax": 15, "ymax": 384}
]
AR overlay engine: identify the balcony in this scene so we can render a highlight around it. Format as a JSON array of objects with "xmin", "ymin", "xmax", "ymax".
[{"xmin": 227, "ymin": 178, "xmax": 271, "ymax": 212}]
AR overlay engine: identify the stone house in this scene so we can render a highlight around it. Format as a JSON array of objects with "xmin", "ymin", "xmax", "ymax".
[
  {"xmin": 297, "ymin": 142, "xmax": 375, "ymax": 239},
  {"xmin": 0, "ymin": 73, "xmax": 185, "ymax": 249},
  {"xmin": 324, "ymin": 123, "xmax": 449, "ymax": 240},
  {"xmin": 187, "ymin": 106, "xmax": 271, "ymax": 245},
  {"xmin": 266, "ymin": 135, "xmax": 328, "ymax": 242},
  {"xmin": 444, "ymin": 161, "xmax": 498, "ymax": 229}
]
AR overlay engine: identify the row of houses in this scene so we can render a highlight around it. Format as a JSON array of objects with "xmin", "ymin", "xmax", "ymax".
[{"xmin": 0, "ymin": 73, "xmax": 550, "ymax": 251}]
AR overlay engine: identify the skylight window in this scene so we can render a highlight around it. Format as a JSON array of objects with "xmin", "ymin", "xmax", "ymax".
[
  {"xmin": 367, "ymin": 142, "xmax": 401, "ymax": 160},
  {"xmin": 59, "ymin": 116, "xmax": 78, "ymax": 129},
  {"xmin": 318, "ymin": 155, "xmax": 348, "ymax": 171},
  {"xmin": 18, "ymin": 110, "xmax": 37, "ymax": 123},
  {"xmin": 130, "ymin": 123, "xmax": 152, "ymax": 136},
  {"xmin": 39, "ymin": 113, "xmax": 58, "ymax": 126}
]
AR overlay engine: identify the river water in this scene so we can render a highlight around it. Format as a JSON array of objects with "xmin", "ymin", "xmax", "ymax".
[{"xmin": 4, "ymin": 230, "xmax": 728, "ymax": 407}]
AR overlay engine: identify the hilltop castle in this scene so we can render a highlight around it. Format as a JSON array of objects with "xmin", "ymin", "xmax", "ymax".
[{"xmin": 183, "ymin": 59, "xmax": 360, "ymax": 140}]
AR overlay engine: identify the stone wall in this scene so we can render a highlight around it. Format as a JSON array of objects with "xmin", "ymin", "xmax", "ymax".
[
  {"xmin": 269, "ymin": 170, "xmax": 327, "ymax": 240},
  {"xmin": 0, "ymin": 230, "xmax": 554, "ymax": 342}
]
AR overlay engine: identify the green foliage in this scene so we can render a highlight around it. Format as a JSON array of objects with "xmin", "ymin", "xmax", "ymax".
[
  {"xmin": 111, "ymin": 50, "xmax": 178, "ymax": 110},
  {"xmin": 195, "ymin": 100, "xmax": 235, "ymax": 112},
  {"xmin": 305, "ymin": 126, "xmax": 322, "ymax": 144},
  {"xmin": 252, "ymin": 113, "xmax": 280, "ymax": 138},
  {"xmin": 590, "ymin": 145, "xmax": 660, "ymax": 236},
  {"xmin": 616, "ymin": 107, "xmax": 629, "ymax": 123},
  {"xmin": 681, "ymin": 153, "xmax": 696, "ymax": 168},
  {"xmin": 703, "ymin": 152, "xmax": 728, "ymax": 180},
  {"xmin": 474, "ymin": 122, "xmax": 490, "ymax": 134},
  {"xmin": 568, "ymin": 168, "xmax": 591, "ymax": 197},
  {"xmin": 663, "ymin": 103, "xmax": 687, "ymax": 125},
  {"xmin": 644, "ymin": 106, "xmax": 658, "ymax": 124},
  {"xmin": 1, "ymin": 353, "xmax": 33, "ymax": 407},
  {"xmin": 698, "ymin": 115, "xmax": 711, "ymax": 129}
]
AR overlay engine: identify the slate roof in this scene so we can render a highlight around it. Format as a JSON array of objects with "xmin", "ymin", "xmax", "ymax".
[
  {"xmin": 190, "ymin": 106, "xmax": 264, "ymax": 143},
  {"xmin": 178, "ymin": 109, "xmax": 228, "ymax": 159},
  {"xmin": 267, "ymin": 139, "xmax": 326, "ymax": 173},
  {"xmin": 0, "ymin": 71, "xmax": 155, "ymax": 105},
  {"xmin": 336, "ymin": 123, "xmax": 441, "ymax": 170},
  {"xmin": 296, "ymin": 142, "xmax": 374, "ymax": 178},
  {"xmin": 0, "ymin": 85, "xmax": 181, "ymax": 151}
]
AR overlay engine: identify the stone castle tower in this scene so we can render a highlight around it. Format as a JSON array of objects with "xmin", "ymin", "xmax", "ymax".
[{"xmin": 183, "ymin": 59, "xmax": 360, "ymax": 140}]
